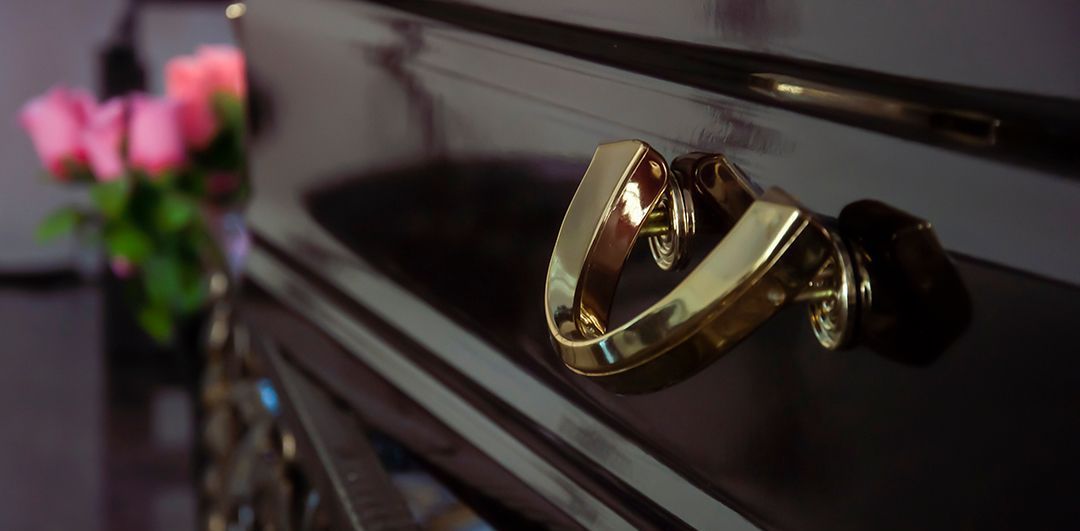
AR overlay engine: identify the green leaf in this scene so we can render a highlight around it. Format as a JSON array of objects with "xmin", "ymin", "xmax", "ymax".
[
  {"xmin": 175, "ymin": 169, "xmax": 208, "ymax": 197},
  {"xmin": 137, "ymin": 304, "xmax": 173, "ymax": 343},
  {"xmin": 213, "ymin": 92, "xmax": 245, "ymax": 133},
  {"xmin": 35, "ymin": 207, "xmax": 80, "ymax": 243},
  {"xmin": 143, "ymin": 256, "xmax": 183, "ymax": 306},
  {"xmin": 155, "ymin": 169, "xmax": 179, "ymax": 186},
  {"xmin": 177, "ymin": 273, "xmax": 207, "ymax": 314},
  {"xmin": 104, "ymin": 223, "xmax": 153, "ymax": 263},
  {"xmin": 90, "ymin": 179, "xmax": 130, "ymax": 218},
  {"xmin": 154, "ymin": 193, "xmax": 196, "ymax": 232}
]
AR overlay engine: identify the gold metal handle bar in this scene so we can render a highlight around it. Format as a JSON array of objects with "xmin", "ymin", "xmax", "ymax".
[{"xmin": 545, "ymin": 140, "xmax": 844, "ymax": 393}]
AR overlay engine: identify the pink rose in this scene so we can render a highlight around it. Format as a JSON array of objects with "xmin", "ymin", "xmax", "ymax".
[
  {"xmin": 18, "ymin": 86, "xmax": 97, "ymax": 178},
  {"xmin": 82, "ymin": 98, "xmax": 127, "ymax": 181},
  {"xmin": 197, "ymin": 45, "xmax": 245, "ymax": 97},
  {"xmin": 165, "ymin": 45, "xmax": 245, "ymax": 149},
  {"xmin": 165, "ymin": 56, "xmax": 217, "ymax": 148},
  {"xmin": 128, "ymin": 96, "xmax": 186, "ymax": 176}
]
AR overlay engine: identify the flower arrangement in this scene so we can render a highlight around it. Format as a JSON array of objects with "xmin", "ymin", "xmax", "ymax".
[{"xmin": 18, "ymin": 45, "xmax": 248, "ymax": 341}]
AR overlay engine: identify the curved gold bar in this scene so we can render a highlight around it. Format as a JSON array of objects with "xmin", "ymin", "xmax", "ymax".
[{"xmin": 545, "ymin": 140, "xmax": 833, "ymax": 393}]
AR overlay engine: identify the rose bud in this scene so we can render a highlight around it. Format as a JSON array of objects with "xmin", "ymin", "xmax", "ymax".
[
  {"xmin": 82, "ymin": 97, "xmax": 127, "ymax": 181},
  {"xmin": 165, "ymin": 55, "xmax": 217, "ymax": 148},
  {"xmin": 197, "ymin": 45, "xmax": 246, "ymax": 97},
  {"xmin": 18, "ymin": 86, "xmax": 96, "ymax": 179},
  {"xmin": 128, "ymin": 95, "xmax": 186, "ymax": 176}
]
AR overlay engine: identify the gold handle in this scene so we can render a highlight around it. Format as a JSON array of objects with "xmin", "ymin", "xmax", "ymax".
[{"xmin": 545, "ymin": 140, "xmax": 854, "ymax": 393}]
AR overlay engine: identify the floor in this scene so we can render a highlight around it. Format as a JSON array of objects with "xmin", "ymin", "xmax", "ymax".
[{"xmin": 0, "ymin": 279, "xmax": 197, "ymax": 531}]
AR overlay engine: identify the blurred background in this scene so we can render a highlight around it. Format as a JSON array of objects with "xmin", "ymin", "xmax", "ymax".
[{"xmin": 0, "ymin": 2, "xmax": 235, "ymax": 529}]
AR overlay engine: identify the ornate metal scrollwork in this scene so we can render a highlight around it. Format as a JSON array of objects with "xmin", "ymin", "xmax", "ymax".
[{"xmin": 199, "ymin": 306, "xmax": 331, "ymax": 531}]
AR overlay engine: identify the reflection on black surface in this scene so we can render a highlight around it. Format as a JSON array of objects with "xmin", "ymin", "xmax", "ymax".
[
  {"xmin": 705, "ymin": 0, "xmax": 799, "ymax": 42},
  {"xmin": 299, "ymin": 158, "xmax": 1080, "ymax": 530},
  {"xmin": 304, "ymin": 160, "xmax": 696, "ymax": 377},
  {"xmin": 366, "ymin": 19, "xmax": 443, "ymax": 156},
  {"xmin": 305, "ymin": 159, "xmax": 973, "ymax": 368},
  {"xmin": 369, "ymin": 430, "xmax": 494, "ymax": 531},
  {"xmin": 305, "ymin": 160, "xmax": 581, "ymax": 374}
]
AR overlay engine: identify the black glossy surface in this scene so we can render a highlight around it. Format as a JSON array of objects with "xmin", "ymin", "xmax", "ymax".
[
  {"xmin": 367, "ymin": 0, "xmax": 1080, "ymax": 177},
  {"xmin": 239, "ymin": 0, "xmax": 1080, "ymax": 528},
  {"xmin": 435, "ymin": 0, "xmax": 1080, "ymax": 100},
  {"xmin": 240, "ymin": 0, "xmax": 1080, "ymax": 284},
  {"xmin": 298, "ymin": 161, "xmax": 1080, "ymax": 530},
  {"xmin": 241, "ymin": 291, "xmax": 599, "ymax": 529},
  {"xmin": 304, "ymin": 161, "xmax": 577, "ymax": 349}
]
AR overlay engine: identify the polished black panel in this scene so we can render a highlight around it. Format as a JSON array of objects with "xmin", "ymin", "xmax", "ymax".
[
  {"xmin": 435, "ymin": 0, "xmax": 1080, "ymax": 100},
  {"xmin": 238, "ymin": 0, "xmax": 1080, "ymax": 529},
  {"xmin": 241, "ymin": 287, "xmax": 640, "ymax": 529},
  {"xmin": 364, "ymin": 0, "xmax": 1080, "ymax": 178}
]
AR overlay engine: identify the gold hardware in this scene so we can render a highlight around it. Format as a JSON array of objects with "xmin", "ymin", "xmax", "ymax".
[
  {"xmin": 805, "ymin": 234, "xmax": 858, "ymax": 349},
  {"xmin": 640, "ymin": 209, "xmax": 670, "ymax": 237},
  {"xmin": 545, "ymin": 140, "xmax": 856, "ymax": 393},
  {"xmin": 645, "ymin": 172, "xmax": 696, "ymax": 271},
  {"xmin": 749, "ymin": 74, "xmax": 1001, "ymax": 147}
]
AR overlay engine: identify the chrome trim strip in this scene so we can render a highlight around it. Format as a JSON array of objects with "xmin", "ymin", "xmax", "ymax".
[
  {"xmin": 248, "ymin": 249, "xmax": 637, "ymax": 530},
  {"xmin": 247, "ymin": 206, "xmax": 758, "ymax": 529}
]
